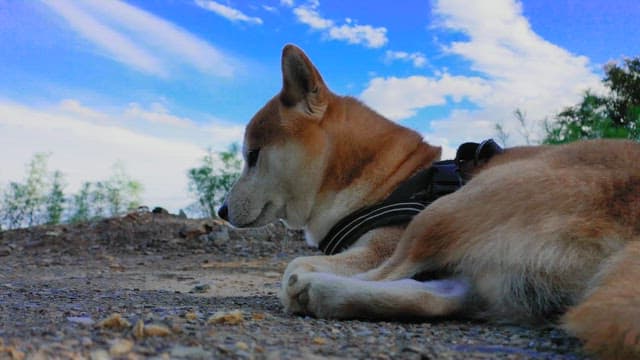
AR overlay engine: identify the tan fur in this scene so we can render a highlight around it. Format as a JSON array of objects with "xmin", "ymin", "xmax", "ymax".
[{"xmin": 222, "ymin": 44, "xmax": 640, "ymax": 359}]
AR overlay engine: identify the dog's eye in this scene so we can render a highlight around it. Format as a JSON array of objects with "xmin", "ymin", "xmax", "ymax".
[{"xmin": 247, "ymin": 148, "xmax": 260, "ymax": 168}]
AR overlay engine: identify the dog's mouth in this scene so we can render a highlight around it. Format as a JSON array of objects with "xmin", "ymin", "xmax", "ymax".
[{"xmin": 235, "ymin": 201, "xmax": 276, "ymax": 228}]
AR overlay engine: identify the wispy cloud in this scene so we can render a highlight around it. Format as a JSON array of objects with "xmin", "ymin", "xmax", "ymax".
[
  {"xmin": 292, "ymin": 1, "xmax": 387, "ymax": 48},
  {"xmin": 194, "ymin": 0, "xmax": 263, "ymax": 25},
  {"xmin": 361, "ymin": 0, "xmax": 601, "ymax": 154},
  {"xmin": 280, "ymin": 0, "xmax": 295, "ymax": 8},
  {"xmin": 262, "ymin": 5, "xmax": 278, "ymax": 13},
  {"xmin": 385, "ymin": 50, "xmax": 428, "ymax": 68},
  {"xmin": 59, "ymin": 99, "xmax": 110, "ymax": 121},
  {"xmin": 125, "ymin": 103, "xmax": 195, "ymax": 128},
  {"xmin": 42, "ymin": 0, "xmax": 236, "ymax": 78}
]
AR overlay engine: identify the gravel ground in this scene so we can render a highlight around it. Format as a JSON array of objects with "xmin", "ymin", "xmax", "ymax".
[{"xmin": 0, "ymin": 211, "xmax": 589, "ymax": 359}]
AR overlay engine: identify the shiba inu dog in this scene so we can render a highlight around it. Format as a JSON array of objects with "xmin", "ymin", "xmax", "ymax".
[{"xmin": 220, "ymin": 44, "xmax": 640, "ymax": 359}]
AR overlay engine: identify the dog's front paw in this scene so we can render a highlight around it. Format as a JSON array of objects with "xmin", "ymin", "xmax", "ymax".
[
  {"xmin": 279, "ymin": 257, "xmax": 316, "ymax": 312},
  {"xmin": 279, "ymin": 272, "xmax": 313, "ymax": 315},
  {"xmin": 279, "ymin": 272, "xmax": 350, "ymax": 318}
]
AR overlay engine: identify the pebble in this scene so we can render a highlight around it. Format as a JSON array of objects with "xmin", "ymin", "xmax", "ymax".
[
  {"xmin": 109, "ymin": 339, "xmax": 133, "ymax": 357},
  {"xmin": 169, "ymin": 345, "xmax": 210, "ymax": 359},
  {"xmin": 0, "ymin": 246, "xmax": 10, "ymax": 257},
  {"xmin": 89, "ymin": 349, "xmax": 110, "ymax": 360},
  {"xmin": 96, "ymin": 313, "xmax": 131, "ymax": 329},
  {"xmin": 66, "ymin": 316, "xmax": 95, "ymax": 326},
  {"xmin": 189, "ymin": 284, "xmax": 211, "ymax": 294},
  {"xmin": 207, "ymin": 310, "xmax": 244, "ymax": 325}
]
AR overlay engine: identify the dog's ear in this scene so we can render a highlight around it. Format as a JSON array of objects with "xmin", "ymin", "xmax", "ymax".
[{"xmin": 280, "ymin": 44, "xmax": 328, "ymax": 119}]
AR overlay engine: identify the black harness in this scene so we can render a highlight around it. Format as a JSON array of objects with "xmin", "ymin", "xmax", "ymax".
[{"xmin": 318, "ymin": 139, "xmax": 503, "ymax": 255}]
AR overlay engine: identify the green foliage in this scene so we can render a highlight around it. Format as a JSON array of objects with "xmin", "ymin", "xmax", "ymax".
[
  {"xmin": 1, "ymin": 153, "xmax": 50, "ymax": 228},
  {"xmin": 544, "ymin": 57, "xmax": 640, "ymax": 144},
  {"xmin": 103, "ymin": 161, "xmax": 143, "ymax": 216},
  {"xmin": 69, "ymin": 182, "xmax": 92, "ymax": 224},
  {"xmin": 1, "ymin": 154, "xmax": 143, "ymax": 230},
  {"xmin": 45, "ymin": 170, "xmax": 66, "ymax": 225},
  {"xmin": 66, "ymin": 167, "xmax": 143, "ymax": 224},
  {"xmin": 187, "ymin": 144, "xmax": 242, "ymax": 218}
]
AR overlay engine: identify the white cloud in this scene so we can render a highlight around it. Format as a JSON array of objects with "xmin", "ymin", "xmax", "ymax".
[
  {"xmin": 280, "ymin": 0, "xmax": 295, "ymax": 7},
  {"xmin": 292, "ymin": 1, "xmax": 388, "ymax": 48},
  {"xmin": 262, "ymin": 5, "xmax": 277, "ymax": 13},
  {"xmin": 195, "ymin": 0, "xmax": 263, "ymax": 25},
  {"xmin": 385, "ymin": 50, "xmax": 428, "ymax": 68},
  {"xmin": 360, "ymin": 0, "xmax": 602, "ymax": 150},
  {"xmin": 59, "ymin": 99, "xmax": 109, "ymax": 121},
  {"xmin": 0, "ymin": 99, "xmax": 244, "ymax": 212},
  {"xmin": 328, "ymin": 23, "xmax": 388, "ymax": 48},
  {"xmin": 293, "ymin": 6, "xmax": 333, "ymax": 29},
  {"xmin": 361, "ymin": 74, "xmax": 490, "ymax": 121},
  {"xmin": 125, "ymin": 103, "xmax": 195, "ymax": 128},
  {"xmin": 42, "ymin": 0, "xmax": 236, "ymax": 77}
]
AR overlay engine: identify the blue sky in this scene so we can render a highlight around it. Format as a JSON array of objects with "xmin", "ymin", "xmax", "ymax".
[{"xmin": 1, "ymin": 0, "xmax": 638, "ymax": 212}]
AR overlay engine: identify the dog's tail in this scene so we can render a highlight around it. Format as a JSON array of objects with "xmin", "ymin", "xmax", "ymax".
[{"xmin": 562, "ymin": 240, "xmax": 640, "ymax": 359}]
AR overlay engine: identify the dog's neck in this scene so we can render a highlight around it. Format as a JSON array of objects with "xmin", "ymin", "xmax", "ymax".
[{"xmin": 302, "ymin": 97, "xmax": 441, "ymax": 247}]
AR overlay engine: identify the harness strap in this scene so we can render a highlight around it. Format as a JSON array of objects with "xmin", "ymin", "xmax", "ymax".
[
  {"xmin": 318, "ymin": 139, "xmax": 503, "ymax": 255},
  {"xmin": 319, "ymin": 201, "xmax": 426, "ymax": 255}
]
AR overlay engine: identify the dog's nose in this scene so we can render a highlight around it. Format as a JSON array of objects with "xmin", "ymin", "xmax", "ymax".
[{"xmin": 217, "ymin": 202, "xmax": 229, "ymax": 221}]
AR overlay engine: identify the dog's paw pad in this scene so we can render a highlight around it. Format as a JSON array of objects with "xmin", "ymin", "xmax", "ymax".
[
  {"xmin": 288, "ymin": 274, "xmax": 298, "ymax": 286},
  {"xmin": 296, "ymin": 284, "xmax": 310, "ymax": 307}
]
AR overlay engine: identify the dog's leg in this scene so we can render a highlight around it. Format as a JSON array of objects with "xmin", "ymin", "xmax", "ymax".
[
  {"xmin": 562, "ymin": 240, "xmax": 640, "ymax": 359},
  {"xmin": 284, "ymin": 272, "xmax": 468, "ymax": 318},
  {"xmin": 282, "ymin": 215, "xmax": 470, "ymax": 318},
  {"xmin": 282, "ymin": 198, "xmax": 469, "ymax": 317},
  {"xmin": 356, "ymin": 206, "xmax": 455, "ymax": 282},
  {"xmin": 280, "ymin": 227, "xmax": 403, "ymax": 313}
]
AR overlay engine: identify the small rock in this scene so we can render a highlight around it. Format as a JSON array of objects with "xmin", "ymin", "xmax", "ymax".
[
  {"xmin": 185, "ymin": 311, "xmax": 199, "ymax": 321},
  {"xmin": 96, "ymin": 313, "xmax": 131, "ymax": 329},
  {"xmin": 109, "ymin": 339, "xmax": 133, "ymax": 357},
  {"xmin": 137, "ymin": 205, "xmax": 150, "ymax": 213},
  {"xmin": 152, "ymin": 207, "xmax": 169, "ymax": 215},
  {"xmin": 264, "ymin": 271, "xmax": 280, "ymax": 278},
  {"xmin": 67, "ymin": 316, "xmax": 95, "ymax": 326},
  {"xmin": 144, "ymin": 324, "xmax": 172, "ymax": 337},
  {"xmin": 1, "ymin": 345, "xmax": 25, "ymax": 360},
  {"xmin": 207, "ymin": 310, "xmax": 243, "ymax": 325},
  {"xmin": 133, "ymin": 319, "xmax": 145, "ymax": 339},
  {"xmin": 169, "ymin": 345, "xmax": 210, "ymax": 359},
  {"xmin": 80, "ymin": 337, "xmax": 93, "ymax": 347},
  {"xmin": 312, "ymin": 337, "xmax": 327, "ymax": 345},
  {"xmin": 89, "ymin": 349, "xmax": 110, "ymax": 360},
  {"xmin": 189, "ymin": 284, "xmax": 211, "ymax": 294},
  {"xmin": 210, "ymin": 227, "xmax": 230, "ymax": 246},
  {"xmin": 0, "ymin": 246, "xmax": 10, "ymax": 257}
]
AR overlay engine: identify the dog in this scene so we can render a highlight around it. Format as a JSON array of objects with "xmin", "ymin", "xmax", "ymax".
[{"xmin": 219, "ymin": 44, "xmax": 640, "ymax": 359}]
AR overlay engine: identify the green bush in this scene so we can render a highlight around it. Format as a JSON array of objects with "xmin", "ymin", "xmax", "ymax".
[
  {"xmin": 544, "ymin": 57, "xmax": 640, "ymax": 144},
  {"xmin": 1, "ymin": 154, "xmax": 143, "ymax": 230},
  {"xmin": 187, "ymin": 144, "xmax": 242, "ymax": 218}
]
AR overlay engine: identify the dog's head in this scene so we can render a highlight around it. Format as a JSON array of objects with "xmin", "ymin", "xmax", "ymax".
[
  {"xmin": 219, "ymin": 45, "xmax": 441, "ymax": 235},
  {"xmin": 220, "ymin": 45, "xmax": 332, "ymax": 229}
]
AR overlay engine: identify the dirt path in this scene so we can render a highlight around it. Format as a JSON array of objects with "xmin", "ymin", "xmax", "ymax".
[{"xmin": 0, "ymin": 213, "xmax": 588, "ymax": 359}]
